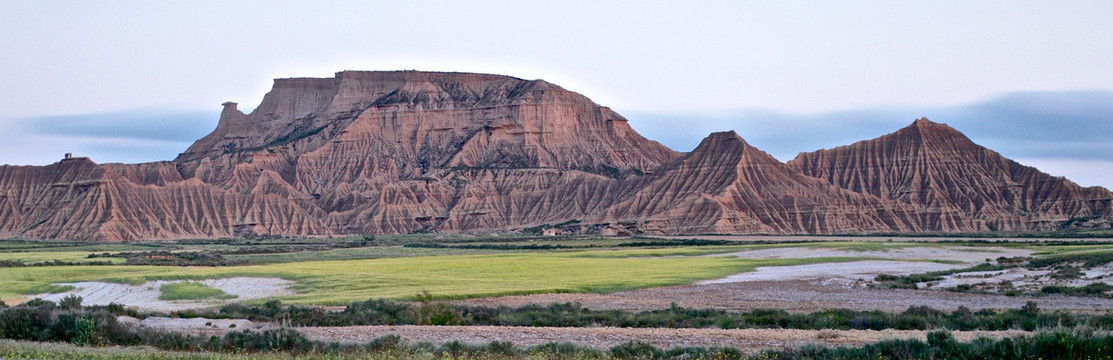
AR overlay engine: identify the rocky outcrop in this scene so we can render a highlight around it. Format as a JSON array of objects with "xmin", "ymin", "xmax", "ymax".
[
  {"xmin": 0, "ymin": 73, "xmax": 1108, "ymax": 240},
  {"xmin": 788, "ymin": 118, "xmax": 1113, "ymax": 231}
]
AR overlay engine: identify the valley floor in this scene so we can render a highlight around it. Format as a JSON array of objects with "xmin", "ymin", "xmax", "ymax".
[{"xmin": 2, "ymin": 235, "xmax": 1113, "ymax": 358}]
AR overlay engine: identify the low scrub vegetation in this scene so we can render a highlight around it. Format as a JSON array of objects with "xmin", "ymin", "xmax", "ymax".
[
  {"xmin": 3, "ymin": 296, "xmax": 1113, "ymax": 359},
  {"xmin": 2, "ymin": 328, "xmax": 1112, "ymax": 360},
  {"xmin": 171, "ymin": 298, "xmax": 1113, "ymax": 332}
]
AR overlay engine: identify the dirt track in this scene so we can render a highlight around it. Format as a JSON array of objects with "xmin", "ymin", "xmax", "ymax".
[
  {"xmin": 457, "ymin": 280, "xmax": 1113, "ymax": 313},
  {"xmin": 132, "ymin": 317, "xmax": 1030, "ymax": 352},
  {"xmin": 299, "ymin": 325, "xmax": 1026, "ymax": 351}
]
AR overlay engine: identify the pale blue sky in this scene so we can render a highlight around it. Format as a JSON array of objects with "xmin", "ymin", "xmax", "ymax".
[{"xmin": 1, "ymin": 1, "xmax": 1111, "ymax": 188}]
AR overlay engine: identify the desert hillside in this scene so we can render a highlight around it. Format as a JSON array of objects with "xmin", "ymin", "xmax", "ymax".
[{"xmin": 1, "ymin": 71, "xmax": 1109, "ymax": 240}]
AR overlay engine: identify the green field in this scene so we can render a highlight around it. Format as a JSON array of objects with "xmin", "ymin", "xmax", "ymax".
[
  {"xmin": 3, "ymin": 237, "xmax": 1111, "ymax": 306},
  {"xmin": 0, "ymin": 247, "xmax": 879, "ymax": 305},
  {"xmin": 0, "ymin": 251, "xmax": 126, "ymax": 264},
  {"xmin": 223, "ymin": 245, "xmax": 511, "ymax": 263},
  {"xmin": 158, "ymin": 282, "xmax": 237, "ymax": 301}
]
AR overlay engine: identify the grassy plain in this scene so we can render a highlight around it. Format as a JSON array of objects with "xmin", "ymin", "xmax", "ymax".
[
  {"xmin": 158, "ymin": 282, "xmax": 238, "ymax": 301},
  {"xmin": 224, "ymin": 245, "xmax": 509, "ymax": 264},
  {"xmin": 3, "ymin": 237, "xmax": 1111, "ymax": 306},
  {"xmin": 0, "ymin": 251, "xmax": 126, "ymax": 264},
  {"xmin": 0, "ymin": 249, "xmax": 849, "ymax": 305}
]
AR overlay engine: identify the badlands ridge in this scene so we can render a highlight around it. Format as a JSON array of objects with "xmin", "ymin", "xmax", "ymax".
[{"xmin": 1, "ymin": 71, "xmax": 1110, "ymax": 240}]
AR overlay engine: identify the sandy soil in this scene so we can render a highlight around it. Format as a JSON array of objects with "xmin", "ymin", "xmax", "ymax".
[
  {"xmin": 299, "ymin": 325, "xmax": 1027, "ymax": 351},
  {"xmin": 120, "ymin": 317, "xmax": 1031, "ymax": 352},
  {"xmin": 33, "ymin": 277, "xmax": 294, "ymax": 311}
]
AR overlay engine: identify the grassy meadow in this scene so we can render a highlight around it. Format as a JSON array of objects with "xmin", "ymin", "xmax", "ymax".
[
  {"xmin": 158, "ymin": 282, "xmax": 238, "ymax": 301},
  {"xmin": 0, "ymin": 251, "xmax": 127, "ymax": 264},
  {"xmin": 0, "ymin": 249, "xmax": 838, "ymax": 305},
  {"xmin": 2, "ymin": 236, "xmax": 1112, "ymax": 306}
]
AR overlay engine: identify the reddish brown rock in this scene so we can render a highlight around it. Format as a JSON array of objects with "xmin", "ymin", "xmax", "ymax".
[
  {"xmin": 0, "ymin": 74, "xmax": 1108, "ymax": 241},
  {"xmin": 788, "ymin": 118, "xmax": 1113, "ymax": 232},
  {"xmin": 603, "ymin": 131, "xmax": 925, "ymax": 234}
]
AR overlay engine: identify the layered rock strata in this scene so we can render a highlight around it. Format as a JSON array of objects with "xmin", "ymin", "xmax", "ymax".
[
  {"xmin": 0, "ymin": 72, "xmax": 1109, "ymax": 240},
  {"xmin": 788, "ymin": 118, "xmax": 1113, "ymax": 231}
]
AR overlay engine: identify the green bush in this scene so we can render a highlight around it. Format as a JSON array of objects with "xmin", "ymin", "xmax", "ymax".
[
  {"xmin": 216, "ymin": 328, "xmax": 314, "ymax": 352},
  {"xmin": 610, "ymin": 341, "xmax": 662, "ymax": 359},
  {"xmin": 183, "ymin": 298, "xmax": 1113, "ymax": 332},
  {"xmin": 58, "ymin": 295, "xmax": 83, "ymax": 310}
]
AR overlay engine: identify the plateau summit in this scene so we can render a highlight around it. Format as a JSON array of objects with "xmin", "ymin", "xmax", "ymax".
[{"xmin": 1, "ymin": 71, "xmax": 1109, "ymax": 241}]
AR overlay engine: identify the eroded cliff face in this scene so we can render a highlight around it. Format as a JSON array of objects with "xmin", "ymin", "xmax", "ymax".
[
  {"xmin": 602, "ymin": 131, "xmax": 931, "ymax": 235},
  {"xmin": 788, "ymin": 118, "xmax": 1113, "ymax": 231},
  {"xmin": 0, "ymin": 73, "xmax": 1109, "ymax": 240}
]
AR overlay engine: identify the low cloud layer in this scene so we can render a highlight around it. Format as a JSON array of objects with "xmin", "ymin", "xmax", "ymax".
[
  {"xmin": 0, "ymin": 91, "xmax": 1109, "ymax": 189},
  {"xmin": 0, "ymin": 108, "xmax": 218, "ymax": 166}
]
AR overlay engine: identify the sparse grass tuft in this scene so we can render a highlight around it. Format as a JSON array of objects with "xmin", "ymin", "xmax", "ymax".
[{"xmin": 158, "ymin": 282, "xmax": 236, "ymax": 301}]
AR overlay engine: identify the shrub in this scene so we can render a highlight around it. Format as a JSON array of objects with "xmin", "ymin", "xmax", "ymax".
[
  {"xmin": 1021, "ymin": 301, "xmax": 1040, "ymax": 317},
  {"xmin": 70, "ymin": 316, "xmax": 100, "ymax": 346},
  {"xmin": 610, "ymin": 341, "xmax": 662, "ymax": 359},
  {"xmin": 364, "ymin": 334, "xmax": 407, "ymax": 351},
  {"xmin": 58, "ymin": 295, "xmax": 83, "ymax": 310},
  {"xmin": 216, "ymin": 328, "xmax": 314, "ymax": 352},
  {"xmin": 413, "ymin": 291, "xmax": 462, "ymax": 326}
]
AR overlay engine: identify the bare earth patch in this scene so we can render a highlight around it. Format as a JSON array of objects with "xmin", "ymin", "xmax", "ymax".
[
  {"xmin": 929, "ymin": 262, "xmax": 1113, "ymax": 293},
  {"xmin": 459, "ymin": 280, "xmax": 1113, "ymax": 313},
  {"xmin": 459, "ymin": 246, "xmax": 1113, "ymax": 312},
  {"xmin": 32, "ymin": 277, "xmax": 294, "ymax": 311},
  {"xmin": 702, "ymin": 246, "xmax": 1029, "ymax": 284},
  {"xmin": 701, "ymin": 260, "xmax": 956, "ymax": 285},
  {"xmin": 299, "ymin": 325, "xmax": 1026, "ymax": 352},
  {"xmin": 714, "ymin": 246, "xmax": 1029, "ymax": 263}
]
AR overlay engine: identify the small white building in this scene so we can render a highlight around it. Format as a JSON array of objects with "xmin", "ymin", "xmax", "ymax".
[{"xmin": 542, "ymin": 228, "xmax": 564, "ymax": 236}]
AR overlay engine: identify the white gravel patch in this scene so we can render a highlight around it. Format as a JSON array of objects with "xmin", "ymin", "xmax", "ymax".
[
  {"xmin": 716, "ymin": 246, "xmax": 1031, "ymax": 265},
  {"xmin": 700, "ymin": 246, "xmax": 1032, "ymax": 285},
  {"xmin": 32, "ymin": 277, "xmax": 294, "ymax": 312},
  {"xmin": 932, "ymin": 268, "xmax": 1051, "ymax": 289},
  {"xmin": 700, "ymin": 260, "xmax": 960, "ymax": 285}
]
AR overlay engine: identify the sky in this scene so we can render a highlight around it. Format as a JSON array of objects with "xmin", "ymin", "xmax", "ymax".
[{"xmin": 1, "ymin": 1, "xmax": 1111, "ymax": 188}]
